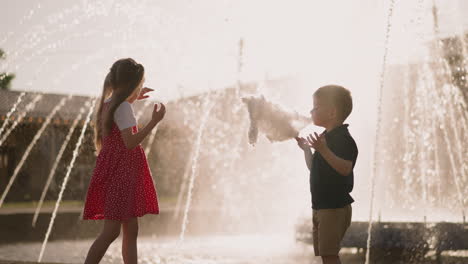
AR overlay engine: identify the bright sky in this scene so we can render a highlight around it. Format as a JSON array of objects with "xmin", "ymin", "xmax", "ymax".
[{"xmin": 1, "ymin": 0, "xmax": 466, "ymax": 101}]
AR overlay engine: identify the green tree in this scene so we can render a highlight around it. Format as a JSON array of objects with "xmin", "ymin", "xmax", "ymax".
[{"xmin": 0, "ymin": 49, "xmax": 15, "ymax": 90}]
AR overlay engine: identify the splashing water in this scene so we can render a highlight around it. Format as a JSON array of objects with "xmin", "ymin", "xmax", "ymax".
[
  {"xmin": 144, "ymin": 122, "xmax": 159, "ymax": 156},
  {"xmin": 0, "ymin": 94, "xmax": 43, "ymax": 147},
  {"xmin": 37, "ymin": 97, "xmax": 97, "ymax": 263},
  {"xmin": 0, "ymin": 96, "xmax": 70, "ymax": 208},
  {"xmin": 172, "ymin": 39, "xmax": 246, "ymax": 222},
  {"xmin": 365, "ymin": 0, "xmax": 468, "ymax": 262},
  {"xmin": 32, "ymin": 100, "xmax": 86, "ymax": 227},
  {"xmin": 135, "ymin": 99, "xmax": 154, "ymax": 120},
  {"xmin": 173, "ymin": 145, "xmax": 194, "ymax": 219},
  {"xmin": 144, "ymin": 101, "xmax": 167, "ymax": 156},
  {"xmin": 178, "ymin": 91, "xmax": 221, "ymax": 243},
  {"xmin": 0, "ymin": 1, "xmax": 466, "ymax": 263},
  {"xmin": 365, "ymin": 0, "xmax": 396, "ymax": 263},
  {"xmin": 429, "ymin": 2, "xmax": 467, "ymax": 222},
  {"xmin": 0, "ymin": 92, "xmax": 25, "ymax": 138},
  {"xmin": 136, "ymin": 100, "xmax": 158, "ymax": 156}
]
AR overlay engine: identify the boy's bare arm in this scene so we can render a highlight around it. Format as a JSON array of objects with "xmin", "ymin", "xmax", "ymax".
[
  {"xmin": 295, "ymin": 137, "xmax": 313, "ymax": 171},
  {"xmin": 318, "ymin": 148, "xmax": 353, "ymax": 176},
  {"xmin": 307, "ymin": 132, "xmax": 353, "ymax": 176},
  {"xmin": 303, "ymin": 148, "xmax": 313, "ymax": 171}
]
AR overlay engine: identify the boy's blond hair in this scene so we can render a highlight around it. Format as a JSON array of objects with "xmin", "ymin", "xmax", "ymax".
[{"xmin": 314, "ymin": 85, "xmax": 353, "ymax": 122}]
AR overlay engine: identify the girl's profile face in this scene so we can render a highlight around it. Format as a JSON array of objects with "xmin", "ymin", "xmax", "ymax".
[{"xmin": 127, "ymin": 75, "xmax": 145, "ymax": 103}]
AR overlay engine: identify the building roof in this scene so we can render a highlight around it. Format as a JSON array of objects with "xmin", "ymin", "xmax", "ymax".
[
  {"xmin": 1, "ymin": 90, "xmax": 92, "ymax": 122},
  {"xmin": 0, "ymin": 82, "xmax": 259, "ymax": 125}
]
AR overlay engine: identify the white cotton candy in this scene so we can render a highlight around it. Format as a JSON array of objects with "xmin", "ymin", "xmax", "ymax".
[{"xmin": 241, "ymin": 94, "xmax": 311, "ymax": 145}]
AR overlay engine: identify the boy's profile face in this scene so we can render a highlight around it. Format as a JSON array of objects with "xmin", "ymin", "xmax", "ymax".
[{"xmin": 311, "ymin": 95, "xmax": 336, "ymax": 127}]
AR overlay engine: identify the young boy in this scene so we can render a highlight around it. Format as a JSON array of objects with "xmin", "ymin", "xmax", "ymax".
[{"xmin": 295, "ymin": 85, "xmax": 358, "ymax": 264}]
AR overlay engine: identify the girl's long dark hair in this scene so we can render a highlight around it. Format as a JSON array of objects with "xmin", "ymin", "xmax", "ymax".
[{"xmin": 93, "ymin": 58, "xmax": 145, "ymax": 154}]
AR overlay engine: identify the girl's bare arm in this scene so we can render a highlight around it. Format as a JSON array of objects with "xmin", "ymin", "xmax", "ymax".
[
  {"xmin": 120, "ymin": 103, "xmax": 166, "ymax": 149},
  {"xmin": 120, "ymin": 119, "xmax": 159, "ymax": 149}
]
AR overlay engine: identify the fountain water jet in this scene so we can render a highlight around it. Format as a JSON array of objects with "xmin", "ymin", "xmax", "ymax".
[
  {"xmin": 365, "ymin": 0, "xmax": 396, "ymax": 263},
  {"xmin": 32, "ymin": 101, "xmax": 87, "ymax": 227},
  {"xmin": 37, "ymin": 97, "xmax": 97, "ymax": 263},
  {"xmin": 178, "ymin": 90, "xmax": 221, "ymax": 243},
  {"xmin": 0, "ymin": 96, "xmax": 70, "ymax": 208},
  {"xmin": 0, "ymin": 94, "xmax": 42, "ymax": 148},
  {"xmin": 0, "ymin": 92, "xmax": 25, "ymax": 138}
]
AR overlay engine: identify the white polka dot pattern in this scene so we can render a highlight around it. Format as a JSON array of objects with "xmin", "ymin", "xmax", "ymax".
[{"xmin": 83, "ymin": 101, "xmax": 159, "ymax": 221}]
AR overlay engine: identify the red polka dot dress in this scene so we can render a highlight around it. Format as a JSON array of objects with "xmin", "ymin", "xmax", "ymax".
[{"xmin": 83, "ymin": 100, "xmax": 159, "ymax": 221}]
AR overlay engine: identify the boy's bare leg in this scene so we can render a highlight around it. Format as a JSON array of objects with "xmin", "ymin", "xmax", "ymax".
[
  {"xmin": 122, "ymin": 217, "xmax": 139, "ymax": 264},
  {"xmin": 321, "ymin": 255, "xmax": 341, "ymax": 264},
  {"xmin": 84, "ymin": 219, "xmax": 121, "ymax": 264}
]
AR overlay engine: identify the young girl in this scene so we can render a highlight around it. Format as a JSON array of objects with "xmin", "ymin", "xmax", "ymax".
[{"xmin": 83, "ymin": 58, "xmax": 166, "ymax": 264}]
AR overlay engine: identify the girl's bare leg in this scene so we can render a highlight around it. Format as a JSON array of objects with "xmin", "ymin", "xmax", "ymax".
[
  {"xmin": 122, "ymin": 217, "xmax": 139, "ymax": 264},
  {"xmin": 84, "ymin": 219, "xmax": 121, "ymax": 264}
]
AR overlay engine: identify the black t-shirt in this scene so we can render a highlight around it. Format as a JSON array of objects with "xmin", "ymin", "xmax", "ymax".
[{"xmin": 309, "ymin": 124, "xmax": 358, "ymax": 209}]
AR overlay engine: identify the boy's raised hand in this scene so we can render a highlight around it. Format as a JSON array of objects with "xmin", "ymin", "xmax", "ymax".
[
  {"xmin": 295, "ymin": 136, "xmax": 312, "ymax": 150},
  {"xmin": 307, "ymin": 132, "xmax": 327, "ymax": 153}
]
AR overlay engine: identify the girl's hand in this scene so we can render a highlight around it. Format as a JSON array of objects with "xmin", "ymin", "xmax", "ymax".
[
  {"xmin": 295, "ymin": 136, "xmax": 311, "ymax": 150},
  {"xmin": 307, "ymin": 132, "xmax": 327, "ymax": 153},
  {"xmin": 138, "ymin": 87, "xmax": 154, "ymax": 100},
  {"xmin": 152, "ymin": 103, "xmax": 166, "ymax": 123}
]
